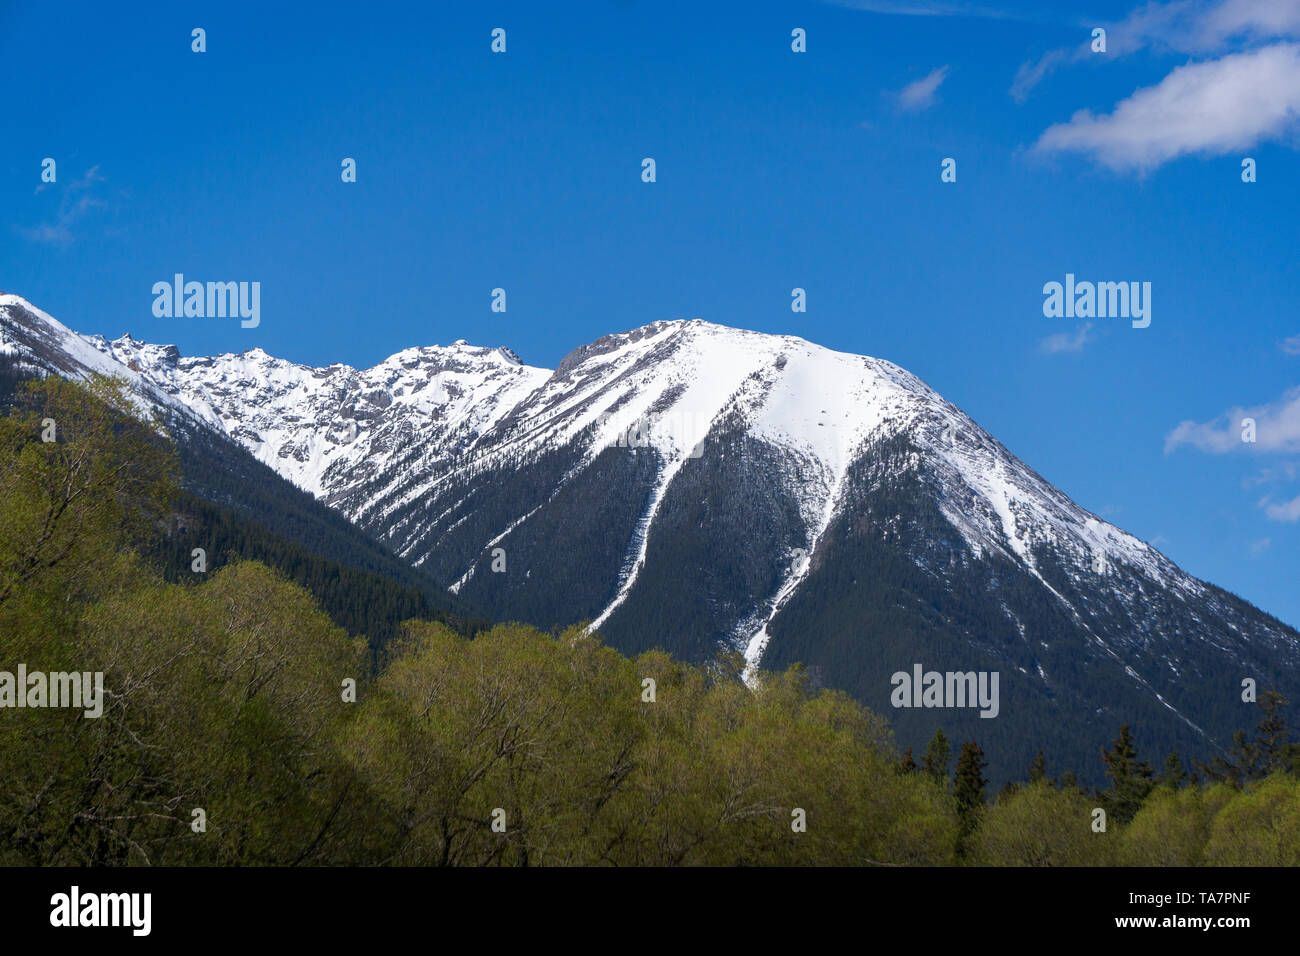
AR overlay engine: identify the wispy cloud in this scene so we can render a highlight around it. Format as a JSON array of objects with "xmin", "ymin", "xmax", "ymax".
[
  {"xmin": 1243, "ymin": 461, "xmax": 1300, "ymax": 486},
  {"xmin": 1108, "ymin": 0, "xmax": 1300, "ymax": 55},
  {"xmin": 1011, "ymin": 47, "xmax": 1082, "ymax": 104},
  {"xmin": 1165, "ymin": 384, "xmax": 1300, "ymax": 454},
  {"xmin": 1249, "ymin": 536, "xmax": 1272, "ymax": 554},
  {"xmin": 1282, "ymin": 334, "xmax": 1300, "ymax": 355},
  {"xmin": 896, "ymin": 66, "xmax": 950, "ymax": 110},
  {"xmin": 1013, "ymin": 0, "xmax": 1300, "ymax": 100},
  {"xmin": 1033, "ymin": 43, "xmax": 1300, "ymax": 172},
  {"xmin": 1039, "ymin": 322, "xmax": 1093, "ymax": 353},
  {"xmin": 1237, "ymin": 458, "xmax": 1300, "ymax": 524},
  {"xmin": 21, "ymin": 165, "xmax": 109, "ymax": 246},
  {"xmin": 1260, "ymin": 495, "xmax": 1300, "ymax": 522}
]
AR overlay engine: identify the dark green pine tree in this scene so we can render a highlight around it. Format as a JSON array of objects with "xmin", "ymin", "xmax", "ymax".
[
  {"xmin": 1028, "ymin": 749, "xmax": 1047, "ymax": 784},
  {"xmin": 953, "ymin": 740, "xmax": 988, "ymax": 854},
  {"xmin": 1254, "ymin": 691, "xmax": 1300, "ymax": 776},
  {"xmin": 1163, "ymin": 751, "xmax": 1187, "ymax": 788},
  {"xmin": 922, "ymin": 729, "xmax": 950, "ymax": 787},
  {"xmin": 1102, "ymin": 724, "xmax": 1154, "ymax": 824},
  {"xmin": 897, "ymin": 747, "xmax": 918, "ymax": 775},
  {"xmin": 1203, "ymin": 690, "xmax": 1300, "ymax": 785},
  {"xmin": 1204, "ymin": 729, "xmax": 1256, "ymax": 788}
]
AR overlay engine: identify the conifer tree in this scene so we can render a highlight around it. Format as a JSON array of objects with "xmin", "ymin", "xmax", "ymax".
[
  {"xmin": 1028, "ymin": 750, "xmax": 1046, "ymax": 784},
  {"xmin": 1254, "ymin": 691, "xmax": 1299, "ymax": 775},
  {"xmin": 1163, "ymin": 751, "xmax": 1186, "ymax": 788},
  {"xmin": 1203, "ymin": 690, "xmax": 1300, "ymax": 785},
  {"xmin": 922, "ymin": 729, "xmax": 950, "ymax": 786},
  {"xmin": 953, "ymin": 740, "xmax": 988, "ymax": 854},
  {"xmin": 1102, "ymin": 724, "xmax": 1154, "ymax": 824}
]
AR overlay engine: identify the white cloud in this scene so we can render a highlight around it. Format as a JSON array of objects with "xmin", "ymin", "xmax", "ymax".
[
  {"xmin": 897, "ymin": 66, "xmax": 950, "ymax": 110},
  {"xmin": 1039, "ymin": 322, "xmax": 1093, "ymax": 353},
  {"xmin": 1194, "ymin": 0, "xmax": 1300, "ymax": 50},
  {"xmin": 1243, "ymin": 461, "xmax": 1300, "ymax": 486},
  {"xmin": 1249, "ymin": 536, "xmax": 1272, "ymax": 554},
  {"xmin": 1101, "ymin": 0, "xmax": 1300, "ymax": 56},
  {"xmin": 20, "ymin": 166, "xmax": 108, "ymax": 246},
  {"xmin": 1165, "ymin": 384, "xmax": 1300, "ymax": 453},
  {"xmin": 1033, "ymin": 43, "xmax": 1300, "ymax": 172},
  {"xmin": 1282, "ymin": 334, "xmax": 1300, "ymax": 354},
  {"xmin": 1012, "ymin": 0, "xmax": 1300, "ymax": 100},
  {"xmin": 1261, "ymin": 495, "xmax": 1300, "ymax": 521},
  {"xmin": 1011, "ymin": 47, "xmax": 1078, "ymax": 103}
]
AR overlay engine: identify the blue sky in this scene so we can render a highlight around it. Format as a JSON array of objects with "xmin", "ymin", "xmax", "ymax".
[{"xmin": 4, "ymin": 0, "xmax": 1299, "ymax": 627}]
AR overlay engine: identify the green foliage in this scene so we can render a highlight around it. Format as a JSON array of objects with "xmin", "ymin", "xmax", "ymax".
[
  {"xmin": 953, "ymin": 740, "xmax": 987, "ymax": 855},
  {"xmin": 339, "ymin": 630, "xmax": 957, "ymax": 866},
  {"xmin": 1116, "ymin": 783, "xmax": 1236, "ymax": 867},
  {"xmin": 1119, "ymin": 775, "xmax": 1300, "ymax": 867},
  {"xmin": 0, "ymin": 375, "xmax": 175, "ymax": 634},
  {"xmin": 972, "ymin": 780, "xmax": 1115, "ymax": 866},
  {"xmin": 2, "ymin": 376, "xmax": 1298, "ymax": 866},
  {"xmin": 0, "ymin": 364, "xmax": 481, "ymax": 651},
  {"xmin": 757, "ymin": 429, "xmax": 1300, "ymax": 789},
  {"xmin": 1201, "ymin": 774, "xmax": 1300, "ymax": 865},
  {"xmin": 1162, "ymin": 751, "xmax": 1187, "ymax": 788},
  {"xmin": 71, "ymin": 563, "xmax": 371, "ymax": 865},
  {"xmin": 0, "ymin": 377, "xmax": 961, "ymax": 865},
  {"xmin": 146, "ymin": 492, "xmax": 485, "ymax": 654},
  {"xmin": 1101, "ymin": 725, "xmax": 1155, "ymax": 825},
  {"xmin": 923, "ymin": 728, "xmax": 950, "ymax": 786},
  {"xmin": 897, "ymin": 747, "xmax": 917, "ymax": 775},
  {"xmin": 1202, "ymin": 691, "xmax": 1300, "ymax": 786},
  {"xmin": 1028, "ymin": 750, "xmax": 1046, "ymax": 784}
]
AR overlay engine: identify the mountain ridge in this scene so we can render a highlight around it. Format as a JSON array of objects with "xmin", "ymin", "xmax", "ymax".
[{"xmin": 4, "ymin": 292, "xmax": 1296, "ymax": 784}]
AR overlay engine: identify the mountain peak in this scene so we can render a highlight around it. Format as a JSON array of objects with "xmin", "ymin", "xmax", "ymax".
[{"xmin": 3, "ymin": 292, "xmax": 1298, "ymax": 784}]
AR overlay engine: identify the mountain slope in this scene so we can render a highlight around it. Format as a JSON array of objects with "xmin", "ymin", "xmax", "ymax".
[
  {"xmin": 5, "ymin": 294, "xmax": 1296, "ymax": 784},
  {"xmin": 0, "ymin": 294, "xmax": 475, "ymax": 638}
]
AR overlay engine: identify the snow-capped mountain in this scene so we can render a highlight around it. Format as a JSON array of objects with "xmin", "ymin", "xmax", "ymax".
[
  {"xmin": 0, "ymin": 294, "xmax": 198, "ymax": 425},
  {"xmin": 4, "ymin": 292, "xmax": 1297, "ymax": 783},
  {"xmin": 105, "ymin": 334, "xmax": 550, "ymax": 511}
]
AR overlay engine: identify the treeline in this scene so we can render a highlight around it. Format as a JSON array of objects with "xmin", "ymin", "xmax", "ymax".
[
  {"xmin": 170, "ymin": 406, "xmax": 460, "ymax": 601},
  {"xmin": 0, "ymin": 362, "xmax": 485, "ymax": 650},
  {"xmin": 901, "ymin": 702, "xmax": 1300, "ymax": 866},
  {"xmin": 1, "ymin": 376, "xmax": 1297, "ymax": 866},
  {"xmin": 148, "ymin": 492, "xmax": 488, "ymax": 655}
]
